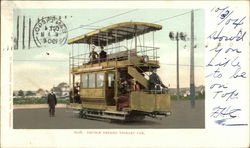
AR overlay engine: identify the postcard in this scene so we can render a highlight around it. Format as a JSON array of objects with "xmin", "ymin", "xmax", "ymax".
[{"xmin": 1, "ymin": 1, "xmax": 249, "ymax": 148}]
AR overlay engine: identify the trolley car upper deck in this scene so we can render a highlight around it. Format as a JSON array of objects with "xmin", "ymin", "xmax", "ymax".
[{"xmin": 68, "ymin": 22, "xmax": 161, "ymax": 71}]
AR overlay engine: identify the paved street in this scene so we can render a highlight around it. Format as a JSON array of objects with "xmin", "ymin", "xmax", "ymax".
[{"xmin": 13, "ymin": 100, "xmax": 204, "ymax": 129}]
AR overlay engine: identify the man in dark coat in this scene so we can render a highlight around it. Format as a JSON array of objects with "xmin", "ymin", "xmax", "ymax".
[
  {"xmin": 47, "ymin": 90, "xmax": 57, "ymax": 117},
  {"xmin": 149, "ymin": 69, "xmax": 166, "ymax": 90},
  {"xmin": 99, "ymin": 46, "xmax": 107, "ymax": 62}
]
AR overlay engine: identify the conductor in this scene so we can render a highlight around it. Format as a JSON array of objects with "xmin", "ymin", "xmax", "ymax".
[{"xmin": 149, "ymin": 69, "xmax": 167, "ymax": 90}]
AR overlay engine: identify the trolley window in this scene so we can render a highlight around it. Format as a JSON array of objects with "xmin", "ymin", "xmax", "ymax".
[
  {"xmin": 108, "ymin": 73, "xmax": 115, "ymax": 88},
  {"xmin": 81, "ymin": 74, "xmax": 88, "ymax": 88},
  {"xmin": 88, "ymin": 73, "xmax": 95, "ymax": 88},
  {"xmin": 97, "ymin": 73, "xmax": 104, "ymax": 88}
]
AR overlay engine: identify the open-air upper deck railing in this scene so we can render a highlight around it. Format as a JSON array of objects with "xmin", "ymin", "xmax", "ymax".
[{"xmin": 69, "ymin": 45, "xmax": 159, "ymax": 68}]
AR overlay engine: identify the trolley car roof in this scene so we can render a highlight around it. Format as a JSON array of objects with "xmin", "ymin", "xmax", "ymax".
[{"xmin": 68, "ymin": 22, "xmax": 162, "ymax": 46}]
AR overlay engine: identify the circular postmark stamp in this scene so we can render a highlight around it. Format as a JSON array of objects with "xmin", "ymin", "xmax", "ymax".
[{"xmin": 33, "ymin": 16, "xmax": 68, "ymax": 47}]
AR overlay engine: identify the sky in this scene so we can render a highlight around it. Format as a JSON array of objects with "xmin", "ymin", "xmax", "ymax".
[{"xmin": 13, "ymin": 8, "xmax": 205, "ymax": 91}]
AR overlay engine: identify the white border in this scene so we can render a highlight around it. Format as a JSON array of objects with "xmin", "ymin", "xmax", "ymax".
[{"xmin": 1, "ymin": 1, "xmax": 249, "ymax": 148}]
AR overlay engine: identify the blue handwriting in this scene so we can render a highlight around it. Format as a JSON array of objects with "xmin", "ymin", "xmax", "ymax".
[
  {"xmin": 206, "ymin": 67, "xmax": 223, "ymax": 78},
  {"xmin": 210, "ymin": 83, "xmax": 238, "ymax": 101},
  {"xmin": 211, "ymin": 106, "xmax": 247, "ymax": 126},
  {"xmin": 211, "ymin": 106, "xmax": 241, "ymax": 119},
  {"xmin": 209, "ymin": 6, "xmax": 247, "ymax": 126},
  {"xmin": 207, "ymin": 56, "xmax": 241, "ymax": 68},
  {"xmin": 229, "ymin": 67, "xmax": 246, "ymax": 79},
  {"xmin": 215, "ymin": 119, "xmax": 248, "ymax": 126},
  {"xmin": 211, "ymin": 6, "xmax": 246, "ymax": 29},
  {"xmin": 210, "ymin": 83, "xmax": 228, "ymax": 89},
  {"xmin": 207, "ymin": 46, "xmax": 241, "ymax": 67},
  {"xmin": 208, "ymin": 27, "xmax": 246, "ymax": 42}
]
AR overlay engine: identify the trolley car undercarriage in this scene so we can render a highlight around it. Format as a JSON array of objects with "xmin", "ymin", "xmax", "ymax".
[{"xmin": 74, "ymin": 108, "xmax": 172, "ymax": 121}]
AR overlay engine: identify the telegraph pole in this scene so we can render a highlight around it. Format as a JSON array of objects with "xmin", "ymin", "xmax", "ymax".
[
  {"xmin": 169, "ymin": 31, "xmax": 187, "ymax": 100},
  {"xmin": 190, "ymin": 10, "xmax": 195, "ymax": 108},
  {"xmin": 176, "ymin": 32, "xmax": 180, "ymax": 100}
]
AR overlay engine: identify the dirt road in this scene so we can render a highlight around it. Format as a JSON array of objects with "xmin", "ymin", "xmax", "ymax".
[{"xmin": 13, "ymin": 100, "xmax": 205, "ymax": 129}]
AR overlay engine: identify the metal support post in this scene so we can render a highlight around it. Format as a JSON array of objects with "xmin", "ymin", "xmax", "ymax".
[
  {"xmin": 190, "ymin": 10, "xmax": 195, "ymax": 108},
  {"xmin": 176, "ymin": 33, "xmax": 180, "ymax": 100}
]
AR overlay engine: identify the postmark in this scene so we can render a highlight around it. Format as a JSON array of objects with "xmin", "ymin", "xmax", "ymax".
[{"xmin": 32, "ymin": 16, "xmax": 68, "ymax": 47}]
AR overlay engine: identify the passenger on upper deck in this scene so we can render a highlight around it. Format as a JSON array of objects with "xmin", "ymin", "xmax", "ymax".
[
  {"xmin": 99, "ymin": 46, "xmax": 107, "ymax": 62},
  {"xmin": 89, "ymin": 45, "xmax": 99, "ymax": 63}
]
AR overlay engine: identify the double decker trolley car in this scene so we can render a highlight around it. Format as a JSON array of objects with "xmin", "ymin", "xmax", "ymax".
[{"xmin": 68, "ymin": 22, "xmax": 171, "ymax": 121}]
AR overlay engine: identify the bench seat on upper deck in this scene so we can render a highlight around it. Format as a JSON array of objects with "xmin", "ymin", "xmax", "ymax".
[{"xmin": 107, "ymin": 49, "xmax": 137, "ymax": 61}]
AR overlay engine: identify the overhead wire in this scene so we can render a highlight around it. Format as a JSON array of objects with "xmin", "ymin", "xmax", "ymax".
[
  {"xmin": 12, "ymin": 60, "xmax": 205, "ymax": 68},
  {"xmin": 8, "ymin": 9, "xmax": 139, "ymax": 50},
  {"xmin": 152, "ymin": 9, "xmax": 200, "ymax": 23},
  {"xmin": 12, "ymin": 9, "xmax": 205, "ymax": 67},
  {"xmin": 13, "ymin": 60, "xmax": 68, "ymax": 62},
  {"xmin": 9, "ymin": 9, "xmax": 202, "ymax": 51},
  {"xmin": 161, "ymin": 63, "xmax": 204, "ymax": 67},
  {"xmin": 67, "ymin": 9, "xmax": 139, "ymax": 33}
]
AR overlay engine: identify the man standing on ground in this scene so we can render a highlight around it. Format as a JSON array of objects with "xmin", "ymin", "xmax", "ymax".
[{"xmin": 47, "ymin": 90, "xmax": 57, "ymax": 117}]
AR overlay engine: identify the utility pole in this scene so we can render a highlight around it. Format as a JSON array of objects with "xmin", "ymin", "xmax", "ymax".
[
  {"xmin": 176, "ymin": 32, "xmax": 180, "ymax": 100},
  {"xmin": 22, "ymin": 16, "xmax": 25, "ymax": 49},
  {"xmin": 69, "ymin": 51, "xmax": 71, "ymax": 103},
  {"xmin": 190, "ymin": 10, "xmax": 195, "ymax": 108},
  {"xmin": 28, "ymin": 18, "xmax": 31, "ymax": 49},
  {"xmin": 16, "ymin": 16, "xmax": 19, "ymax": 49},
  {"xmin": 169, "ymin": 31, "xmax": 187, "ymax": 100}
]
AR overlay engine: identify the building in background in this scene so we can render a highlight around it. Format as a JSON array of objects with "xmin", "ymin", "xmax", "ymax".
[
  {"xmin": 168, "ymin": 85, "xmax": 205, "ymax": 98},
  {"xmin": 13, "ymin": 82, "xmax": 70, "ymax": 99},
  {"xmin": 51, "ymin": 82, "xmax": 70, "ymax": 98}
]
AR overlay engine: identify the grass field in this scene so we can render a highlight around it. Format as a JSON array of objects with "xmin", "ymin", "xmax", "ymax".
[
  {"xmin": 13, "ymin": 98, "xmax": 69, "ymax": 104},
  {"xmin": 13, "ymin": 93, "xmax": 204, "ymax": 104}
]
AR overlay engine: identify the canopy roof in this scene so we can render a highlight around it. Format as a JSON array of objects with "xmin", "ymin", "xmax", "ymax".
[{"xmin": 68, "ymin": 22, "xmax": 162, "ymax": 46}]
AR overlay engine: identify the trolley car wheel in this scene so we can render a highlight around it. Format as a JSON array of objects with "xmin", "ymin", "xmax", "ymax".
[{"xmin": 79, "ymin": 109, "xmax": 87, "ymax": 118}]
